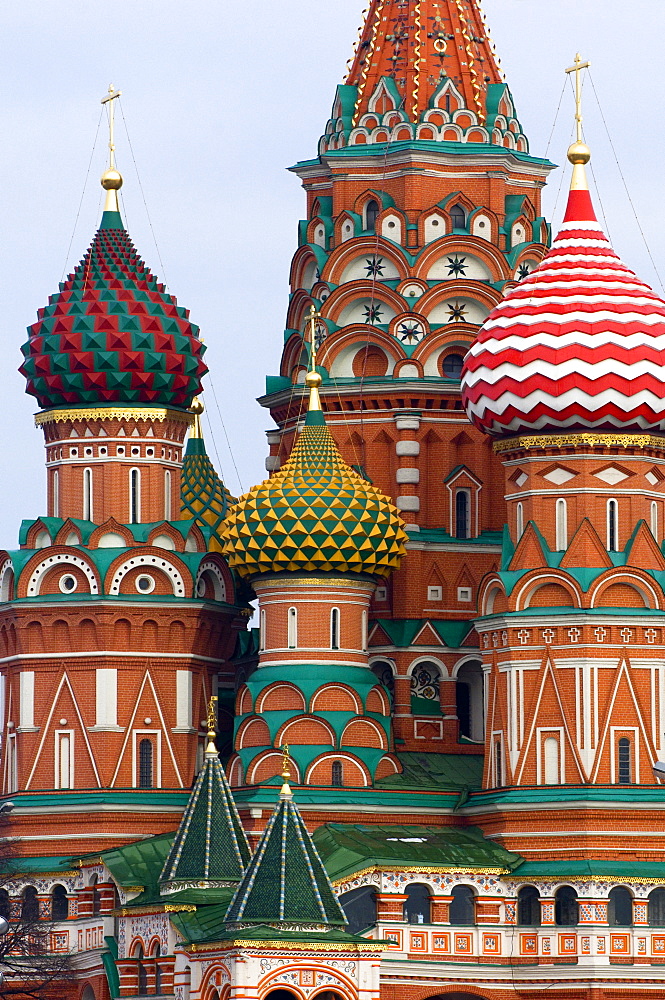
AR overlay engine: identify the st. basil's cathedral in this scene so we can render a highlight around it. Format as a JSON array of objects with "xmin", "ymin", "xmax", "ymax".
[{"xmin": 3, "ymin": 3, "xmax": 665, "ymax": 999}]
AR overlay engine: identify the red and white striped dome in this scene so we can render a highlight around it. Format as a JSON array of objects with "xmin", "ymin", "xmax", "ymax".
[{"xmin": 461, "ymin": 172, "xmax": 665, "ymax": 436}]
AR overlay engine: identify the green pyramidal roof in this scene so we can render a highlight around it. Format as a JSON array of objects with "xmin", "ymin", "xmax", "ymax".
[
  {"xmin": 159, "ymin": 750, "xmax": 251, "ymax": 892},
  {"xmin": 225, "ymin": 789, "xmax": 345, "ymax": 928}
]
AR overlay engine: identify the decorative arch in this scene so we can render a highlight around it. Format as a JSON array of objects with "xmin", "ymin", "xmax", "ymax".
[
  {"xmin": 22, "ymin": 550, "xmax": 100, "ymax": 598},
  {"xmin": 366, "ymin": 686, "xmax": 390, "ymax": 716},
  {"xmin": 256, "ymin": 683, "xmax": 307, "ymax": 713},
  {"xmin": 89, "ymin": 519, "xmax": 134, "ymax": 549},
  {"xmin": 310, "ymin": 684, "xmax": 362, "ymax": 714},
  {"xmin": 194, "ymin": 559, "xmax": 231, "ymax": 603},
  {"xmin": 406, "ymin": 655, "xmax": 448, "ymax": 679},
  {"xmin": 0, "ymin": 558, "xmax": 14, "ymax": 602},
  {"xmin": 236, "ymin": 717, "xmax": 271, "ymax": 750},
  {"xmin": 247, "ymin": 750, "xmax": 302, "ymax": 785},
  {"xmin": 340, "ymin": 717, "xmax": 387, "ymax": 750},
  {"xmin": 515, "ymin": 573, "xmax": 582, "ymax": 612},
  {"xmin": 106, "ymin": 551, "xmax": 188, "ymax": 597},
  {"xmin": 306, "ymin": 752, "xmax": 371, "ymax": 787},
  {"xmin": 479, "ymin": 575, "xmax": 508, "ymax": 615},
  {"xmin": 319, "ymin": 326, "xmax": 404, "ymax": 379},
  {"xmin": 323, "ymin": 237, "xmax": 409, "ymax": 286},
  {"xmin": 414, "ymin": 234, "xmax": 509, "ymax": 283},
  {"xmin": 275, "ymin": 715, "xmax": 336, "ymax": 747},
  {"xmin": 590, "ymin": 571, "xmax": 660, "ymax": 610}
]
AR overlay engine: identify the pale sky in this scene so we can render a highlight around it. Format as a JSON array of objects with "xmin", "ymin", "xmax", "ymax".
[{"xmin": 2, "ymin": 0, "xmax": 664, "ymax": 544}]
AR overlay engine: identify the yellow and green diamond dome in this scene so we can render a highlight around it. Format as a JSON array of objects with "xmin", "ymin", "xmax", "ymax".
[{"xmin": 220, "ymin": 376, "xmax": 407, "ymax": 578}]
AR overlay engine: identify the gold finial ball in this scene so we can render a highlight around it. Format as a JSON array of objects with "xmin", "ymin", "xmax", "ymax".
[
  {"xmin": 305, "ymin": 371, "xmax": 322, "ymax": 389},
  {"xmin": 567, "ymin": 141, "xmax": 591, "ymax": 166},
  {"xmin": 190, "ymin": 396, "xmax": 205, "ymax": 416},
  {"xmin": 101, "ymin": 168, "xmax": 123, "ymax": 191}
]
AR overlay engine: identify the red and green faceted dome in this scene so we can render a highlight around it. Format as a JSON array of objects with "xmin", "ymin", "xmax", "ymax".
[{"xmin": 20, "ymin": 212, "xmax": 207, "ymax": 410}]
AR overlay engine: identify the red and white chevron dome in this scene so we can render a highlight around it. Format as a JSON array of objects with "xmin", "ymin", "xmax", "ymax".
[{"xmin": 461, "ymin": 186, "xmax": 665, "ymax": 436}]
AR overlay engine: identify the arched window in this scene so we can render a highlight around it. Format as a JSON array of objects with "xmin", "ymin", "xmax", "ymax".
[
  {"xmin": 135, "ymin": 944, "xmax": 147, "ymax": 994},
  {"xmin": 361, "ymin": 610, "xmax": 368, "ymax": 652},
  {"xmin": 130, "ymin": 468, "xmax": 141, "ymax": 524},
  {"xmin": 164, "ymin": 470, "xmax": 172, "ymax": 520},
  {"xmin": 0, "ymin": 889, "xmax": 10, "ymax": 920},
  {"xmin": 51, "ymin": 884, "xmax": 68, "ymax": 921},
  {"xmin": 516, "ymin": 502, "xmax": 524, "ymax": 540},
  {"xmin": 608, "ymin": 886, "xmax": 633, "ymax": 926},
  {"xmin": 555, "ymin": 886, "xmax": 578, "ymax": 926},
  {"xmin": 517, "ymin": 885, "xmax": 541, "ymax": 926},
  {"xmin": 649, "ymin": 887, "xmax": 665, "ymax": 926},
  {"xmin": 259, "ymin": 609, "xmax": 266, "ymax": 651},
  {"xmin": 339, "ymin": 885, "xmax": 377, "ymax": 934},
  {"xmin": 53, "ymin": 470, "xmax": 59, "ymax": 519},
  {"xmin": 139, "ymin": 739, "xmax": 153, "ymax": 789},
  {"xmin": 371, "ymin": 661, "xmax": 395, "ymax": 701},
  {"xmin": 330, "ymin": 608, "xmax": 340, "ymax": 650},
  {"xmin": 83, "ymin": 468, "xmax": 93, "ymax": 521},
  {"xmin": 411, "ymin": 661, "xmax": 442, "ymax": 713},
  {"xmin": 331, "ymin": 761, "xmax": 343, "ymax": 787},
  {"xmin": 153, "ymin": 943, "xmax": 163, "ymax": 995},
  {"xmin": 21, "ymin": 886, "xmax": 39, "ymax": 923},
  {"xmin": 365, "ymin": 199, "xmax": 380, "ymax": 231},
  {"xmin": 607, "ymin": 499, "xmax": 619, "ymax": 551},
  {"xmin": 90, "ymin": 874, "xmax": 101, "ymax": 916},
  {"xmin": 287, "ymin": 607, "xmax": 297, "ymax": 649},
  {"xmin": 543, "ymin": 736, "xmax": 560, "ymax": 785},
  {"xmin": 455, "ymin": 660, "xmax": 484, "ymax": 742},
  {"xmin": 449, "ymin": 885, "xmax": 475, "ymax": 925},
  {"xmin": 403, "ymin": 883, "xmax": 431, "ymax": 924},
  {"xmin": 455, "ymin": 489, "xmax": 470, "ymax": 539},
  {"xmin": 450, "ymin": 203, "xmax": 467, "ymax": 229},
  {"xmin": 555, "ymin": 498, "xmax": 567, "ymax": 550},
  {"xmin": 618, "ymin": 737, "xmax": 632, "ymax": 784},
  {"xmin": 442, "ymin": 353, "xmax": 464, "ymax": 379}
]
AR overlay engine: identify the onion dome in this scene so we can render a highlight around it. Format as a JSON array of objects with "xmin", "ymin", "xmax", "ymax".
[
  {"xmin": 20, "ymin": 167, "xmax": 207, "ymax": 411},
  {"xmin": 159, "ymin": 703, "xmax": 251, "ymax": 894},
  {"xmin": 181, "ymin": 399, "xmax": 236, "ymax": 551},
  {"xmin": 225, "ymin": 757, "xmax": 345, "ymax": 929},
  {"xmin": 462, "ymin": 141, "xmax": 665, "ymax": 436},
  {"xmin": 220, "ymin": 373, "xmax": 408, "ymax": 579}
]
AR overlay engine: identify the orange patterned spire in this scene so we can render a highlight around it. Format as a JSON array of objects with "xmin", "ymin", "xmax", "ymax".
[{"xmin": 346, "ymin": 0, "xmax": 503, "ymax": 125}]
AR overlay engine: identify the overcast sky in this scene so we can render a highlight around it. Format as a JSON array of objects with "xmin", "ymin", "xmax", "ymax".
[{"xmin": 2, "ymin": 0, "xmax": 664, "ymax": 544}]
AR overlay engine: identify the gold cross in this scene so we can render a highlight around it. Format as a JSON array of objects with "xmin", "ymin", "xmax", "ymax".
[
  {"xmin": 306, "ymin": 304, "xmax": 321, "ymax": 371},
  {"xmin": 281, "ymin": 742, "xmax": 291, "ymax": 780},
  {"xmin": 565, "ymin": 53, "xmax": 590, "ymax": 143},
  {"xmin": 100, "ymin": 84, "xmax": 122, "ymax": 171}
]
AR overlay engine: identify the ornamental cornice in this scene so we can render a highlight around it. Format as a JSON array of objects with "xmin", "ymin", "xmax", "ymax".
[
  {"xmin": 35, "ymin": 406, "xmax": 193, "ymax": 427},
  {"xmin": 190, "ymin": 940, "xmax": 387, "ymax": 953},
  {"xmin": 332, "ymin": 864, "xmax": 510, "ymax": 886},
  {"xmin": 494, "ymin": 432, "xmax": 665, "ymax": 454}
]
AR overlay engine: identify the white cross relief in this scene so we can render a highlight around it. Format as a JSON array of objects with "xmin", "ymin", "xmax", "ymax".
[
  {"xmin": 620, "ymin": 628, "xmax": 633, "ymax": 643},
  {"xmin": 646, "ymin": 628, "xmax": 658, "ymax": 644},
  {"xmin": 492, "ymin": 632, "xmax": 499, "ymax": 647},
  {"xmin": 518, "ymin": 629, "xmax": 530, "ymax": 645},
  {"xmin": 483, "ymin": 634, "xmax": 490, "ymax": 649},
  {"xmin": 568, "ymin": 628, "xmax": 581, "ymax": 643},
  {"xmin": 594, "ymin": 627, "xmax": 607, "ymax": 643},
  {"xmin": 542, "ymin": 628, "xmax": 555, "ymax": 644},
  {"xmin": 501, "ymin": 630, "xmax": 508, "ymax": 646}
]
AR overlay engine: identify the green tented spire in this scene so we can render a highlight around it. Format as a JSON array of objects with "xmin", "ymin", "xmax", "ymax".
[
  {"xmin": 159, "ymin": 727, "xmax": 251, "ymax": 894},
  {"xmin": 224, "ymin": 772, "xmax": 346, "ymax": 928}
]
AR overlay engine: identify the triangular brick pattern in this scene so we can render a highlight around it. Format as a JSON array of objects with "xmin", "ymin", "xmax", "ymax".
[
  {"xmin": 20, "ymin": 221, "xmax": 207, "ymax": 409},
  {"xmin": 221, "ymin": 420, "xmax": 407, "ymax": 577},
  {"xmin": 225, "ymin": 792, "xmax": 345, "ymax": 928},
  {"xmin": 159, "ymin": 751, "xmax": 251, "ymax": 891}
]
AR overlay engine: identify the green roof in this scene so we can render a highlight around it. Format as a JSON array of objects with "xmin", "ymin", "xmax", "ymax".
[
  {"xmin": 225, "ymin": 788, "xmax": 345, "ymax": 928},
  {"xmin": 371, "ymin": 618, "xmax": 475, "ymax": 648},
  {"xmin": 313, "ymin": 823, "xmax": 522, "ymax": 883},
  {"xmin": 511, "ymin": 859, "xmax": 665, "ymax": 882},
  {"xmin": 100, "ymin": 832, "xmax": 174, "ymax": 892},
  {"xmin": 172, "ymin": 908, "xmax": 374, "ymax": 947},
  {"xmin": 160, "ymin": 748, "xmax": 251, "ymax": 890},
  {"xmin": 378, "ymin": 752, "xmax": 483, "ymax": 791}
]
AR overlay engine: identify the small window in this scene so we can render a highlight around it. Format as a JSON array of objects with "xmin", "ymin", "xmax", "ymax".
[
  {"xmin": 130, "ymin": 468, "xmax": 141, "ymax": 524},
  {"xmin": 136, "ymin": 945, "xmax": 148, "ymax": 994},
  {"xmin": 517, "ymin": 885, "xmax": 541, "ymax": 926},
  {"xmin": 494, "ymin": 739, "xmax": 503, "ymax": 786},
  {"xmin": 164, "ymin": 470, "xmax": 172, "ymax": 520},
  {"xmin": 450, "ymin": 203, "xmax": 467, "ymax": 229},
  {"xmin": 83, "ymin": 468, "xmax": 93, "ymax": 521},
  {"xmin": 449, "ymin": 885, "xmax": 475, "ymax": 925},
  {"xmin": 365, "ymin": 199, "xmax": 380, "ymax": 231},
  {"xmin": 442, "ymin": 353, "xmax": 464, "ymax": 379},
  {"xmin": 331, "ymin": 608, "xmax": 340, "ymax": 650},
  {"xmin": 361, "ymin": 609, "xmax": 368, "ymax": 652},
  {"xmin": 375, "ymin": 587, "xmax": 387, "ymax": 602},
  {"xmin": 91, "ymin": 874, "xmax": 101, "ymax": 916},
  {"xmin": 287, "ymin": 607, "xmax": 297, "ymax": 649},
  {"xmin": 455, "ymin": 490, "xmax": 470, "ymax": 539},
  {"xmin": 652, "ymin": 501, "xmax": 659, "ymax": 541},
  {"xmin": 543, "ymin": 736, "xmax": 559, "ymax": 785},
  {"xmin": 608, "ymin": 886, "xmax": 633, "ymax": 926},
  {"xmin": 22, "ymin": 886, "xmax": 39, "ymax": 923},
  {"xmin": 649, "ymin": 887, "xmax": 665, "ymax": 926},
  {"xmin": 404, "ymin": 883, "xmax": 431, "ymax": 924},
  {"xmin": 53, "ymin": 470, "xmax": 59, "ymax": 519},
  {"xmin": 516, "ymin": 502, "xmax": 524, "ymax": 540},
  {"xmin": 427, "ymin": 586, "xmax": 442, "ymax": 602},
  {"xmin": 607, "ymin": 499, "xmax": 619, "ymax": 551},
  {"xmin": 139, "ymin": 738, "xmax": 153, "ymax": 788},
  {"xmin": 457, "ymin": 586, "xmax": 472, "ymax": 602},
  {"xmin": 618, "ymin": 737, "xmax": 632, "ymax": 784},
  {"xmin": 555, "ymin": 498, "xmax": 567, "ymax": 550},
  {"xmin": 555, "ymin": 886, "xmax": 578, "ymax": 926},
  {"xmin": 51, "ymin": 884, "xmax": 69, "ymax": 921},
  {"xmin": 332, "ymin": 761, "xmax": 343, "ymax": 787},
  {"xmin": 259, "ymin": 609, "xmax": 266, "ymax": 651}
]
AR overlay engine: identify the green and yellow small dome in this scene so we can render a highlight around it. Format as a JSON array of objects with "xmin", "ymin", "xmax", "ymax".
[{"xmin": 220, "ymin": 373, "xmax": 407, "ymax": 578}]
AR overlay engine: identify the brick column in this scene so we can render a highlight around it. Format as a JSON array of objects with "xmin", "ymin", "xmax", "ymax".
[
  {"xmin": 377, "ymin": 893, "xmax": 407, "ymax": 922},
  {"xmin": 394, "ymin": 413, "xmax": 421, "ymax": 531},
  {"xmin": 430, "ymin": 894, "xmax": 452, "ymax": 923},
  {"xmin": 476, "ymin": 897, "xmax": 501, "ymax": 924},
  {"xmin": 392, "ymin": 675, "xmax": 412, "ymax": 742},
  {"xmin": 265, "ymin": 431, "xmax": 281, "ymax": 474},
  {"xmin": 439, "ymin": 675, "xmax": 459, "ymax": 742}
]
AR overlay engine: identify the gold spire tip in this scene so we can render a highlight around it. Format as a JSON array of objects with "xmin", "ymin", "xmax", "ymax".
[
  {"xmin": 279, "ymin": 743, "xmax": 293, "ymax": 800},
  {"xmin": 190, "ymin": 396, "xmax": 204, "ymax": 438},
  {"xmin": 100, "ymin": 84, "xmax": 123, "ymax": 211},
  {"xmin": 304, "ymin": 304, "xmax": 324, "ymax": 413},
  {"xmin": 205, "ymin": 695, "xmax": 218, "ymax": 755},
  {"xmin": 564, "ymin": 54, "xmax": 591, "ymax": 191}
]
